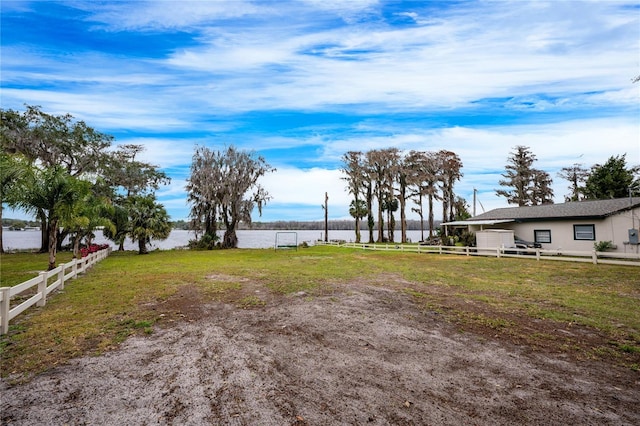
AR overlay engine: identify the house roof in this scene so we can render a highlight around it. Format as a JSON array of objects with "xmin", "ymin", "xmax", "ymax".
[
  {"xmin": 467, "ymin": 197, "xmax": 640, "ymax": 222},
  {"xmin": 442, "ymin": 219, "xmax": 514, "ymax": 226}
]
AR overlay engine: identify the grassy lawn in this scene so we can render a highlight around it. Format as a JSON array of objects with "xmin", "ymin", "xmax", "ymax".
[
  {"xmin": 1, "ymin": 246, "xmax": 639, "ymax": 380},
  {"xmin": 0, "ymin": 251, "xmax": 75, "ymax": 287}
]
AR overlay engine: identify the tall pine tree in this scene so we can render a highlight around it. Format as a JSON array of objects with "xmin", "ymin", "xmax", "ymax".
[{"xmin": 497, "ymin": 146, "xmax": 554, "ymax": 206}]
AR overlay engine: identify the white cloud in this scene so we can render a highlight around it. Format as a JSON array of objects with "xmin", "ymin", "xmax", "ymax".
[
  {"xmin": 0, "ymin": 88, "xmax": 191, "ymax": 131},
  {"xmin": 155, "ymin": 1, "xmax": 639, "ymax": 113},
  {"xmin": 261, "ymin": 167, "xmax": 349, "ymax": 206},
  {"xmin": 112, "ymin": 138, "xmax": 197, "ymax": 169},
  {"xmin": 5, "ymin": 1, "xmax": 637, "ymax": 120},
  {"xmin": 81, "ymin": 0, "xmax": 267, "ymax": 31}
]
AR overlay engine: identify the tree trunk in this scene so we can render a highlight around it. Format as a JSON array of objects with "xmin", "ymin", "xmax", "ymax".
[
  {"xmin": 417, "ymin": 195, "xmax": 425, "ymax": 242},
  {"xmin": 73, "ymin": 234, "xmax": 81, "ymax": 258},
  {"xmin": 377, "ymin": 196, "xmax": 384, "ymax": 243},
  {"xmin": 39, "ymin": 210, "xmax": 48, "ymax": 253},
  {"xmin": 48, "ymin": 218, "xmax": 58, "ymax": 270},
  {"xmin": 205, "ymin": 210, "xmax": 217, "ymax": 237},
  {"xmin": 428, "ymin": 195, "xmax": 434, "ymax": 240},
  {"xmin": 442, "ymin": 191, "xmax": 449, "ymax": 226},
  {"xmin": 389, "ymin": 211, "xmax": 395, "ymax": 243},
  {"xmin": 222, "ymin": 229, "xmax": 238, "ymax": 248},
  {"xmin": 324, "ymin": 192, "xmax": 328, "ymax": 243},
  {"xmin": 0, "ymin": 205, "xmax": 4, "ymax": 254},
  {"xmin": 57, "ymin": 229, "xmax": 68, "ymax": 251},
  {"xmin": 400, "ymin": 199, "xmax": 407, "ymax": 244},
  {"xmin": 138, "ymin": 237, "xmax": 148, "ymax": 254},
  {"xmin": 448, "ymin": 179, "xmax": 456, "ymax": 223},
  {"xmin": 367, "ymin": 186, "xmax": 374, "ymax": 244}
]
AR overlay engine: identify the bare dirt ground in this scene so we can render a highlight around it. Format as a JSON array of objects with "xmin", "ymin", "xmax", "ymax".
[{"xmin": 1, "ymin": 281, "xmax": 639, "ymax": 425}]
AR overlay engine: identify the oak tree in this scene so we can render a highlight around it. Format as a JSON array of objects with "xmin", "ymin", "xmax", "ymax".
[{"xmin": 187, "ymin": 146, "xmax": 274, "ymax": 249}]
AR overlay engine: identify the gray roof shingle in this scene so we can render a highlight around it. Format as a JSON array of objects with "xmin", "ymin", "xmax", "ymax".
[{"xmin": 470, "ymin": 197, "xmax": 640, "ymax": 221}]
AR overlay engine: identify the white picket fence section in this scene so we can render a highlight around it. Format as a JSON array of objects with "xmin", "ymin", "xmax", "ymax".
[
  {"xmin": 0, "ymin": 247, "xmax": 111, "ymax": 335},
  {"xmin": 317, "ymin": 241, "xmax": 640, "ymax": 267}
]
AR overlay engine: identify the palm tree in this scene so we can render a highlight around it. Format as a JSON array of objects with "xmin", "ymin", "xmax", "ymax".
[
  {"xmin": 17, "ymin": 166, "xmax": 90, "ymax": 269},
  {"xmin": 62, "ymin": 190, "xmax": 115, "ymax": 258},
  {"xmin": 383, "ymin": 196, "xmax": 399, "ymax": 243},
  {"xmin": 102, "ymin": 202, "xmax": 130, "ymax": 251},
  {"xmin": 127, "ymin": 194, "xmax": 171, "ymax": 254},
  {"xmin": 348, "ymin": 199, "xmax": 367, "ymax": 243}
]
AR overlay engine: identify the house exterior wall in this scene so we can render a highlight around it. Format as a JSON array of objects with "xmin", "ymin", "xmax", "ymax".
[
  {"xmin": 476, "ymin": 230, "xmax": 515, "ymax": 253},
  {"xmin": 468, "ymin": 206, "xmax": 640, "ymax": 254}
]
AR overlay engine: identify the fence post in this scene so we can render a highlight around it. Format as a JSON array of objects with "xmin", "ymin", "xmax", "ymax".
[
  {"xmin": 1, "ymin": 287, "xmax": 10, "ymax": 335},
  {"xmin": 37, "ymin": 271, "xmax": 48, "ymax": 307},
  {"xmin": 536, "ymin": 248, "xmax": 540, "ymax": 261},
  {"xmin": 496, "ymin": 247, "xmax": 501, "ymax": 258},
  {"xmin": 592, "ymin": 250, "xmax": 598, "ymax": 264},
  {"xmin": 58, "ymin": 263, "xmax": 65, "ymax": 290},
  {"xmin": 466, "ymin": 247, "xmax": 469, "ymax": 256},
  {"xmin": 73, "ymin": 258, "xmax": 78, "ymax": 279}
]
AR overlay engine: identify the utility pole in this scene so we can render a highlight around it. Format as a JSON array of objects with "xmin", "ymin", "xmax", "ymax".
[
  {"xmin": 323, "ymin": 192, "xmax": 329, "ymax": 242},
  {"xmin": 473, "ymin": 188, "xmax": 477, "ymax": 217}
]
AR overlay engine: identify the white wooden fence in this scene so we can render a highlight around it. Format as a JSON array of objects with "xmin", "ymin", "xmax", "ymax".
[
  {"xmin": 317, "ymin": 241, "xmax": 640, "ymax": 267},
  {"xmin": 0, "ymin": 247, "xmax": 111, "ymax": 335}
]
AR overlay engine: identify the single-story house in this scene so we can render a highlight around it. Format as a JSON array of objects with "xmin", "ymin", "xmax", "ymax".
[{"xmin": 443, "ymin": 197, "xmax": 640, "ymax": 254}]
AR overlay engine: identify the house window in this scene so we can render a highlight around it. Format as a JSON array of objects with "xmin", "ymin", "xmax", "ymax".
[
  {"xmin": 534, "ymin": 230, "xmax": 551, "ymax": 244},
  {"xmin": 574, "ymin": 224, "xmax": 595, "ymax": 241}
]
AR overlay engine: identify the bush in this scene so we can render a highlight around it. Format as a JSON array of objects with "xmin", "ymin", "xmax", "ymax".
[
  {"xmin": 80, "ymin": 244, "xmax": 110, "ymax": 258},
  {"xmin": 458, "ymin": 230, "xmax": 476, "ymax": 247},
  {"xmin": 188, "ymin": 233, "xmax": 219, "ymax": 250},
  {"xmin": 593, "ymin": 240, "xmax": 614, "ymax": 252}
]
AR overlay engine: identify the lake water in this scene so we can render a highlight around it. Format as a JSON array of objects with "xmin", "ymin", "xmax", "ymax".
[{"xmin": 2, "ymin": 229, "xmax": 429, "ymax": 251}]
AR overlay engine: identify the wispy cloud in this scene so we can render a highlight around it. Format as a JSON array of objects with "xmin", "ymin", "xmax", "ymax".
[
  {"xmin": 77, "ymin": 0, "xmax": 268, "ymax": 31},
  {"xmin": 1, "ymin": 0, "xmax": 638, "ymax": 222}
]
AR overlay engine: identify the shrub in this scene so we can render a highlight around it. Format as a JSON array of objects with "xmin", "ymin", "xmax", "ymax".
[
  {"xmin": 79, "ymin": 244, "xmax": 110, "ymax": 257},
  {"xmin": 188, "ymin": 233, "xmax": 219, "ymax": 250},
  {"xmin": 458, "ymin": 230, "xmax": 476, "ymax": 247},
  {"xmin": 593, "ymin": 240, "xmax": 614, "ymax": 252}
]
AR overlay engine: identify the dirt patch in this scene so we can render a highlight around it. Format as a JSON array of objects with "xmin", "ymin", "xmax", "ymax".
[{"xmin": 1, "ymin": 284, "xmax": 639, "ymax": 425}]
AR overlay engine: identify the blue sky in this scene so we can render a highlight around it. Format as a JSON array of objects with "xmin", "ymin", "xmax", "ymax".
[{"xmin": 2, "ymin": 0, "xmax": 639, "ymax": 222}]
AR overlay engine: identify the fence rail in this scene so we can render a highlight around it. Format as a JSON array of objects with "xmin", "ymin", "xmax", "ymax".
[
  {"xmin": 317, "ymin": 241, "xmax": 640, "ymax": 267},
  {"xmin": 0, "ymin": 247, "xmax": 111, "ymax": 335}
]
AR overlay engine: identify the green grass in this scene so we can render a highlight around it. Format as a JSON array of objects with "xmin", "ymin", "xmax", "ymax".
[
  {"xmin": 0, "ymin": 251, "xmax": 75, "ymax": 287},
  {"xmin": 1, "ymin": 246, "xmax": 639, "ymax": 380}
]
